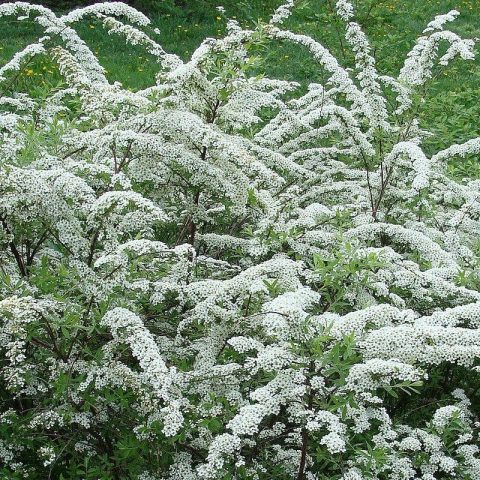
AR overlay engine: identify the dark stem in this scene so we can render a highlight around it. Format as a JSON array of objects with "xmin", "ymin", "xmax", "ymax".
[
  {"xmin": 87, "ymin": 230, "xmax": 100, "ymax": 267},
  {"xmin": 0, "ymin": 216, "xmax": 27, "ymax": 277},
  {"xmin": 188, "ymin": 190, "xmax": 201, "ymax": 245},
  {"xmin": 297, "ymin": 360, "xmax": 315, "ymax": 480}
]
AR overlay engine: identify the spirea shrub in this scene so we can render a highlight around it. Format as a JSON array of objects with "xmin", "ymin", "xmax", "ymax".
[{"xmin": 0, "ymin": 1, "xmax": 480, "ymax": 479}]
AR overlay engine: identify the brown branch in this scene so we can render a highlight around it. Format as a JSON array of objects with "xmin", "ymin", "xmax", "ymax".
[
  {"xmin": 188, "ymin": 190, "xmax": 201, "ymax": 245},
  {"xmin": 62, "ymin": 146, "xmax": 86, "ymax": 160},
  {"xmin": 26, "ymin": 229, "xmax": 49, "ymax": 266},
  {"xmin": 297, "ymin": 360, "xmax": 315, "ymax": 480},
  {"xmin": 41, "ymin": 314, "xmax": 67, "ymax": 362},
  {"xmin": 87, "ymin": 230, "xmax": 100, "ymax": 267},
  {"xmin": 0, "ymin": 216, "xmax": 27, "ymax": 277}
]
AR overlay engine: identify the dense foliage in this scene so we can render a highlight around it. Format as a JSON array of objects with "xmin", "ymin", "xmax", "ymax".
[
  {"xmin": 1, "ymin": 1, "xmax": 480, "ymax": 479},
  {"xmin": 22, "ymin": 0, "xmax": 182, "ymax": 15}
]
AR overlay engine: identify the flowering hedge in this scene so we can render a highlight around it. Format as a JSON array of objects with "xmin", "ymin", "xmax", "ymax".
[{"xmin": 1, "ymin": 1, "xmax": 480, "ymax": 479}]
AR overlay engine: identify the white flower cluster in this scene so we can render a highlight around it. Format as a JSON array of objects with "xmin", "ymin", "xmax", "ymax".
[{"xmin": 1, "ymin": 0, "xmax": 480, "ymax": 479}]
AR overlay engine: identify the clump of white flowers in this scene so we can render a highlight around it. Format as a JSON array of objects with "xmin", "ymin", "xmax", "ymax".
[{"xmin": 0, "ymin": 1, "xmax": 479, "ymax": 479}]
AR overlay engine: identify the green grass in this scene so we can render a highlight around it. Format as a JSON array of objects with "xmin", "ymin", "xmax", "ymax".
[{"xmin": 1, "ymin": 0, "xmax": 479, "ymax": 152}]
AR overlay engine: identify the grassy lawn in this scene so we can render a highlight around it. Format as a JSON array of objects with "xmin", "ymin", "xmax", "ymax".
[{"xmin": 1, "ymin": 0, "xmax": 479, "ymax": 152}]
